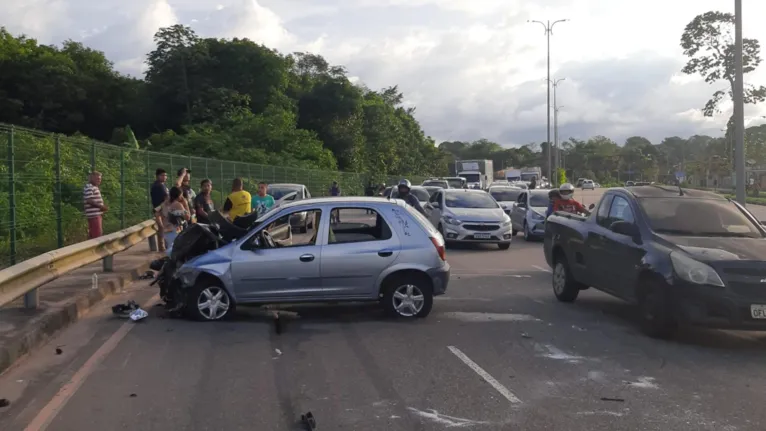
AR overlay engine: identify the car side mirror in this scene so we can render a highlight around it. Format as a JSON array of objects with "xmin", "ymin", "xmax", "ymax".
[
  {"xmin": 610, "ymin": 220, "xmax": 639, "ymax": 238},
  {"xmin": 588, "ymin": 203, "xmax": 596, "ymax": 210}
]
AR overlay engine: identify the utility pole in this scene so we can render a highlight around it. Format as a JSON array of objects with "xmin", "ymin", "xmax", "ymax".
[
  {"xmin": 733, "ymin": 0, "xmax": 746, "ymax": 204},
  {"xmin": 529, "ymin": 19, "xmax": 568, "ymax": 184},
  {"xmin": 548, "ymin": 78, "xmax": 565, "ymax": 185}
]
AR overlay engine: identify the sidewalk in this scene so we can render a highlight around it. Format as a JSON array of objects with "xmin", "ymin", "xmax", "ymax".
[{"xmin": 0, "ymin": 240, "xmax": 161, "ymax": 375}]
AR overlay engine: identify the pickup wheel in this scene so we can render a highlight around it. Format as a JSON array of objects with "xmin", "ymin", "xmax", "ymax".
[
  {"xmin": 552, "ymin": 255, "xmax": 582, "ymax": 302},
  {"xmin": 637, "ymin": 284, "xmax": 677, "ymax": 339}
]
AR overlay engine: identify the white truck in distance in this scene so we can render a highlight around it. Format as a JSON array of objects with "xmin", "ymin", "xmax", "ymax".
[{"xmin": 452, "ymin": 159, "xmax": 494, "ymax": 189}]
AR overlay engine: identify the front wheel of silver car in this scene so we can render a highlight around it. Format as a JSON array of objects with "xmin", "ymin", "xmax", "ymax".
[
  {"xmin": 187, "ymin": 282, "xmax": 235, "ymax": 321},
  {"xmin": 382, "ymin": 277, "xmax": 434, "ymax": 318}
]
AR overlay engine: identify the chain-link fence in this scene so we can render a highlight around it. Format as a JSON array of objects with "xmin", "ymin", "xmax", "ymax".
[{"xmin": 0, "ymin": 124, "xmax": 427, "ymax": 267}]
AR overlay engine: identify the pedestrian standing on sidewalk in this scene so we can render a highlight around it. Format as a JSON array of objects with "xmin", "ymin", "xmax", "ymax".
[
  {"xmin": 156, "ymin": 187, "xmax": 190, "ymax": 256},
  {"xmin": 83, "ymin": 171, "xmax": 108, "ymax": 239},
  {"xmin": 194, "ymin": 179, "xmax": 214, "ymax": 224},
  {"xmin": 150, "ymin": 168, "xmax": 169, "ymax": 251}
]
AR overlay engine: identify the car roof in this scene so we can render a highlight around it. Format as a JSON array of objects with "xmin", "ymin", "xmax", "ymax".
[
  {"xmin": 617, "ymin": 185, "xmax": 726, "ymax": 200},
  {"xmin": 444, "ymin": 188, "xmax": 487, "ymax": 194},
  {"xmin": 277, "ymin": 196, "xmax": 403, "ymax": 210},
  {"xmin": 488, "ymin": 186, "xmax": 521, "ymax": 191}
]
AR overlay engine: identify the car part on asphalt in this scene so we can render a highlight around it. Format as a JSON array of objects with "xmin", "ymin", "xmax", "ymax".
[{"xmin": 301, "ymin": 411, "xmax": 316, "ymax": 430}]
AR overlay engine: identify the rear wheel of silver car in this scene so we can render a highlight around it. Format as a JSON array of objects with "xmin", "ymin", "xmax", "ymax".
[
  {"xmin": 187, "ymin": 281, "xmax": 234, "ymax": 321},
  {"xmin": 382, "ymin": 277, "xmax": 433, "ymax": 318},
  {"xmin": 552, "ymin": 256, "xmax": 580, "ymax": 303}
]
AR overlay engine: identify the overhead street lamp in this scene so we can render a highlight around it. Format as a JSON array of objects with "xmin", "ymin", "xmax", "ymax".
[
  {"xmin": 733, "ymin": 0, "xmax": 745, "ymax": 204},
  {"xmin": 528, "ymin": 18, "xmax": 568, "ymax": 183}
]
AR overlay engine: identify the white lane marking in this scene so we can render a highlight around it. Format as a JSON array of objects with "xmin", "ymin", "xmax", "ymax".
[
  {"xmin": 447, "ymin": 346, "xmax": 522, "ymax": 404},
  {"xmin": 441, "ymin": 312, "xmax": 541, "ymax": 322},
  {"xmin": 577, "ymin": 410, "xmax": 627, "ymax": 417},
  {"xmin": 451, "ymin": 273, "xmax": 532, "ymax": 278},
  {"xmin": 625, "ymin": 376, "xmax": 659, "ymax": 389},
  {"xmin": 407, "ymin": 407, "xmax": 490, "ymax": 427},
  {"xmin": 532, "ymin": 265, "xmax": 551, "ymax": 273}
]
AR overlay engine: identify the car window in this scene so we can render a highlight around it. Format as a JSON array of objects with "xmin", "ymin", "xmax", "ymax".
[
  {"xmin": 490, "ymin": 189, "xmax": 522, "ymax": 202},
  {"xmin": 423, "ymin": 180, "xmax": 448, "ymax": 188},
  {"xmin": 429, "ymin": 191, "xmax": 440, "ymax": 203},
  {"xmin": 596, "ymin": 195, "xmax": 615, "ymax": 227},
  {"xmin": 392, "ymin": 188, "xmax": 431, "ymax": 201},
  {"xmin": 446, "ymin": 178, "xmax": 464, "ymax": 188},
  {"xmin": 304, "ymin": 188, "xmax": 311, "ymax": 199},
  {"xmin": 262, "ymin": 209, "xmax": 321, "ymax": 247},
  {"xmin": 327, "ymin": 208, "xmax": 393, "ymax": 244},
  {"xmin": 529, "ymin": 192, "xmax": 549, "ymax": 207},
  {"xmin": 608, "ymin": 196, "xmax": 635, "ymax": 224},
  {"xmin": 638, "ymin": 198, "xmax": 763, "ymax": 238},
  {"xmin": 445, "ymin": 192, "xmax": 498, "ymax": 209}
]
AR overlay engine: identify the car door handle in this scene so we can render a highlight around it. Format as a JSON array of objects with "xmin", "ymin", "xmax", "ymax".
[
  {"xmin": 378, "ymin": 250, "xmax": 393, "ymax": 257},
  {"xmin": 299, "ymin": 254, "xmax": 315, "ymax": 262}
]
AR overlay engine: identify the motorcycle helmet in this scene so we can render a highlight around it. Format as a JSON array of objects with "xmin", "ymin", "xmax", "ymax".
[
  {"xmin": 398, "ymin": 179, "xmax": 411, "ymax": 193},
  {"xmin": 559, "ymin": 183, "xmax": 574, "ymax": 200}
]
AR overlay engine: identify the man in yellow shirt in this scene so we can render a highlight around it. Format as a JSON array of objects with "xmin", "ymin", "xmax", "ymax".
[{"xmin": 222, "ymin": 178, "xmax": 252, "ymax": 220}]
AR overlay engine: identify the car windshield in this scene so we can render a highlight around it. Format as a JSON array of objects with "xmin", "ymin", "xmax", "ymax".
[
  {"xmin": 529, "ymin": 192, "xmax": 549, "ymax": 207},
  {"xmin": 446, "ymin": 178, "xmax": 465, "ymax": 188},
  {"xmin": 392, "ymin": 188, "xmax": 431, "ymax": 201},
  {"xmin": 639, "ymin": 198, "xmax": 763, "ymax": 238},
  {"xmin": 490, "ymin": 189, "xmax": 522, "ymax": 202},
  {"xmin": 520, "ymin": 173, "xmax": 537, "ymax": 181},
  {"xmin": 445, "ymin": 192, "xmax": 498, "ymax": 209},
  {"xmin": 268, "ymin": 186, "xmax": 300, "ymax": 200},
  {"xmin": 462, "ymin": 173, "xmax": 481, "ymax": 183}
]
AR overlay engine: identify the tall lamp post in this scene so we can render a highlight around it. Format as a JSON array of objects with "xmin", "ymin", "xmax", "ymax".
[
  {"xmin": 733, "ymin": 0, "xmax": 745, "ymax": 204},
  {"xmin": 528, "ymin": 18, "xmax": 568, "ymax": 183},
  {"xmin": 548, "ymin": 78, "xmax": 566, "ymax": 185}
]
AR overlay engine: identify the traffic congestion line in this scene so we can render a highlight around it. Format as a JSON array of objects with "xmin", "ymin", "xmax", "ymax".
[{"xmin": 446, "ymin": 346, "xmax": 522, "ymax": 404}]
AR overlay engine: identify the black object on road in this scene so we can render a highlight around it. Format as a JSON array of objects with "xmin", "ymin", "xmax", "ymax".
[
  {"xmin": 112, "ymin": 300, "xmax": 140, "ymax": 317},
  {"xmin": 301, "ymin": 412, "xmax": 316, "ymax": 430}
]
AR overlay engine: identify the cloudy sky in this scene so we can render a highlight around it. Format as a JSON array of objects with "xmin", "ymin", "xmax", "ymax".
[{"xmin": 5, "ymin": 0, "xmax": 766, "ymax": 147}]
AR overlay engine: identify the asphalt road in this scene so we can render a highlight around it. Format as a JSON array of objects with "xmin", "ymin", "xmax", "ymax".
[{"xmin": 1, "ymin": 193, "xmax": 766, "ymax": 430}]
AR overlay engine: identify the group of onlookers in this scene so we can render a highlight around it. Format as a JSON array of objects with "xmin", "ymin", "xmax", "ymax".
[{"xmin": 83, "ymin": 169, "xmax": 344, "ymax": 253}]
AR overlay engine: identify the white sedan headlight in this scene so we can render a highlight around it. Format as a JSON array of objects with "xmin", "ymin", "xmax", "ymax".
[
  {"xmin": 670, "ymin": 252, "xmax": 724, "ymax": 287},
  {"xmin": 501, "ymin": 215, "xmax": 512, "ymax": 226},
  {"xmin": 444, "ymin": 215, "xmax": 462, "ymax": 225}
]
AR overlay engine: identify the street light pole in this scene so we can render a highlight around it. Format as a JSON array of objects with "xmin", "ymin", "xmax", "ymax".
[
  {"xmin": 548, "ymin": 78, "xmax": 565, "ymax": 185},
  {"xmin": 733, "ymin": 0, "xmax": 746, "ymax": 204},
  {"xmin": 529, "ymin": 19, "xmax": 568, "ymax": 184},
  {"xmin": 527, "ymin": 19, "xmax": 569, "ymax": 181}
]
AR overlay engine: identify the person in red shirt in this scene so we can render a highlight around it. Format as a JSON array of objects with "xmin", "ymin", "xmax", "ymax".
[{"xmin": 551, "ymin": 183, "xmax": 590, "ymax": 215}]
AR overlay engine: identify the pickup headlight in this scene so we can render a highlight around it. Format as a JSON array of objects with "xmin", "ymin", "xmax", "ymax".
[
  {"xmin": 444, "ymin": 215, "xmax": 462, "ymax": 225},
  {"xmin": 501, "ymin": 215, "xmax": 512, "ymax": 227},
  {"xmin": 530, "ymin": 212, "xmax": 545, "ymax": 221},
  {"xmin": 670, "ymin": 252, "xmax": 724, "ymax": 287}
]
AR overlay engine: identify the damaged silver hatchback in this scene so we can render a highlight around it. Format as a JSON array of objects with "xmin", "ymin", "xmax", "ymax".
[{"xmin": 152, "ymin": 197, "xmax": 450, "ymax": 321}]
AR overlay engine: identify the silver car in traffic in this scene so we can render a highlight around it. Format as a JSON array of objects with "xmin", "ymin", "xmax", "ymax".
[
  {"xmin": 174, "ymin": 197, "xmax": 450, "ymax": 321},
  {"xmin": 424, "ymin": 188, "xmax": 513, "ymax": 250},
  {"xmin": 510, "ymin": 189, "xmax": 550, "ymax": 241}
]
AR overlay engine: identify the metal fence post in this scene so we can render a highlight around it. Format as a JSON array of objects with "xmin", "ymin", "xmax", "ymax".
[
  {"xmin": 55, "ymin": 136, "xmax": 63, "ymax": 248},
  {"xmin": 120, "ymin": 149, "xmax": 125, "ymax": 229},
  {"xmin": 8, "ymin": 127, "xmax": 16, "ymax": 267}
]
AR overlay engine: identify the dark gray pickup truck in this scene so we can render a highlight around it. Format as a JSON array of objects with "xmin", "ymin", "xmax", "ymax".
[{"xmin": 544, "ymin": 185, "xmax": 766, "ymax": 338}]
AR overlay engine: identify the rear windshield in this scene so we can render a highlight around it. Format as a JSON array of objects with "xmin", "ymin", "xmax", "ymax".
[
  {"xmin": 268, "ymin": 187, "xmax": 300, "ymax": 200},
  {"xmin": 392, "ymin": 188, "xmax": 431, "ymax": 201},
  {"xmin": 490, "ymin": 189, "xmax": 522, "ymax": 202},
  {"xmin": 446, "ymin": 178, "xmax": 465, "ymax": 188},
  {"xmin": 639, "ymin": 198, "xmax": 763, "ymax": 238},
  {"xmin": 445, "ymin": 192, "xmax": 498, "ymax": 209},
  {"xmin": 422, "ymin": 180, "xmax": 448, "ymax": 188}
]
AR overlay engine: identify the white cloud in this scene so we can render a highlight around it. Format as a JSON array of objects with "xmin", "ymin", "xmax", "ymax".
[{"xmin": 2, "ymin": 0, "xmax": 766, "ymax": 146}]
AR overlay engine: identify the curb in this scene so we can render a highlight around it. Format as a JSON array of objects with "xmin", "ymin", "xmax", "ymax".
[{"xmin": 0, "ymin": 258, "xmax": 156, "ymax": 376}]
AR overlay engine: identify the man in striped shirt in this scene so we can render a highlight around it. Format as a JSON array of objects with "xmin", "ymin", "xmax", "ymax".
[{"xmin": 83, "ymin": 171, "xmax": 108, "ymax": 239}]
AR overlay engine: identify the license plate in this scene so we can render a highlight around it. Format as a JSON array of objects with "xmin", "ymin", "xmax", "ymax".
[
  {"xmin": 751, "ymin": 304, "xmax": 766, "ymax": 319},
  {"xmin": 474, "ymin": 233, "xmax": 491, "ymax": 239}
]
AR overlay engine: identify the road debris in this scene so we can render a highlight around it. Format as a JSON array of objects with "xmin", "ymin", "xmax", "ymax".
[
  {"xmin": 301, "ymin": 411, "xmax": 316, "ymax": 430},
  {"xmin": 55, "ymin": 348, "xmax": 63, "ymax": 355},
  {"xmin": 129, "ymin": 393, "xmax": 137, "ymax": 398},
  {"xmin": 112, "ymin": 301, "xmax": 140, "ymax": 317},
  {"xmin": 273, "ymin": 349, "xmax": 282, "ymax": 359},
  {"xmin": 521, "ymin": 332, "xmax": 532, "ymax": 339},
  {"xmin": 600, "ymin": 397, "xmax": 625, "ymax": 402},
  {"xmin": 0, "ymin": 398, "xmax": 9, "ymax": 408},
  {"xmin": 139, "ymin": 270, "xmax": 155, "ymax": 280},
  {"xmin": 274, "ymin": 312, "xmax": 283, "ymax": 334}
]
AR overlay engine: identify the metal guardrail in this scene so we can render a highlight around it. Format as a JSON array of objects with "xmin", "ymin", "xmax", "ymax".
[{"xmin": 0, "ymin": 219, "xmax": 158, "ymax": 309}]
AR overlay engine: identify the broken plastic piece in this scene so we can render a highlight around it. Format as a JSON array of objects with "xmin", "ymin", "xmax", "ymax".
[
  {"xmin": 112, "ymin": 301, "xmax": 140, "ymax": 318},
  {"xmin": 55, "ymin": 348, "xmax": 63, "ymax": 355},
  {"xmin": 301, "ymin": 411, "xmax": 316, "ymax": 430},
  {"xmin": 600, "ymin": 397, "xmax": 625, "ymax": 402},
  {"xmin": 129, "ymin": 308, "xmax": 148, "ymax": 321}
]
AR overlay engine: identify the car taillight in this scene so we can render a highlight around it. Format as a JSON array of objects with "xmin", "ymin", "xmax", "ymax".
[{"xmin": 430, "ymin": 236, "xmax": 446, "ymax": 261}]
